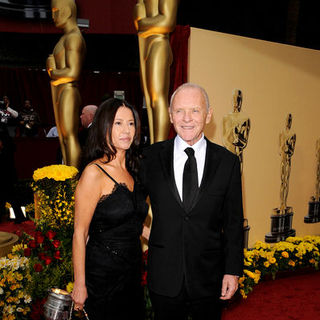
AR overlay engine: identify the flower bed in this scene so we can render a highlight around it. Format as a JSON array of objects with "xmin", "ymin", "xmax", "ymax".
[
  {"xmin": 0, "ymin": 250, "xmax": 31, "ymax": 320},
  {"xmin": 240, "ymin": 236, "xmax": 320, "ymax": 298},
  {"xmin": 0, "ymin": 165, "xmax": 78, "ymax": 320},
  {"xmin": 1, "ymin": 164, "xmax": 319, "ymax": 318}
]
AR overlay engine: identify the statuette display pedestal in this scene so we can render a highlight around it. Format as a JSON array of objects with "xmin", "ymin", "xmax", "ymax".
[
  {"xmin": 265, "ymin": 207, "xmax": 296, "ymax": 243},
  {"xmin": 304, "ymin": 199, "xmax": 320, "ymax": 223}
]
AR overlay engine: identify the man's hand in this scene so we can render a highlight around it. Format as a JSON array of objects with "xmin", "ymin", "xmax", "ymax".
[{"xmin": 220, "ymin": 274, "xmax": 239, "ymax": 300}]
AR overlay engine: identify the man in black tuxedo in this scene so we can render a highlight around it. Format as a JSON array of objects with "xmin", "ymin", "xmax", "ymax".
[
  {"xmin": 78, "ymin": 104, "xmax": 97, "ymax": 172},
  {"xmin": 141, "ymin": 83, "xmax": 244, "ymax": 319},
  {"xmin": 78, "ymin": 104, "xmax": 97, "ymax": 149}
]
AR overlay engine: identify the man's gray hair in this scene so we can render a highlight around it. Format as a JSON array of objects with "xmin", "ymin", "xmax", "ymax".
[{"xmin": 169, "ymin": 83, "xmax": 210, "ymax": 112}]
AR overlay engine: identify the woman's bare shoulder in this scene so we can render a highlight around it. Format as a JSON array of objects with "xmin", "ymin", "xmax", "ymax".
[{"xmin": 78, "ymin": 162, "xmax": 105, "ymax": 184}]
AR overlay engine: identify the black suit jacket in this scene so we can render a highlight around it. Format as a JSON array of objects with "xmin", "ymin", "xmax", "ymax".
[
  {"xmin": 141, "ymin": 138, "xmax": 244, "ymax": 299},
  {"xmin": 78, "ymin": 126, "xmax": 90, "ymax": 149}
]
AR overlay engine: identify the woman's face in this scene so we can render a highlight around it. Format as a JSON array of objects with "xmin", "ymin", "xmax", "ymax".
[{"xmin": 111, "ymin": 106, "xmax": 136, "ymax": 152}]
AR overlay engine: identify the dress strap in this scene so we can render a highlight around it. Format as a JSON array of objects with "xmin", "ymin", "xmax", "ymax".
[{"xmin": 94, "ymin": 163, "xmax": 119, "ymax": 185}]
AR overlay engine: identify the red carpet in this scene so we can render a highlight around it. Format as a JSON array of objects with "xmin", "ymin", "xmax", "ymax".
[
  {"xmin": 0, "ymin": 220, "xmax": 36, "ymax": 237},
  {"xmin": 1, "ymin": 220, "xmax": 319, "ymax": 319},
  {"xmin": 222, "ymin": 271, "xmax": 320, "ymax": 320}
]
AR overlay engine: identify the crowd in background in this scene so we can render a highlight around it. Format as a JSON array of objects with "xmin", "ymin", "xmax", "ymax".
[
  {"xmin": 0, "ymin": 95, "xmax": 42, "ymax": 138},
  {"xmin": 0, "ymin": 91, "xmax": 150, "ymax": 224}
]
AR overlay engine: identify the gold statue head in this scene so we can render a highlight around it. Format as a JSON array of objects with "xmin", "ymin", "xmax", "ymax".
[
  {"xmin": 286, "ymin": 113, "xmax": 292, "ymax": 130},
  {"xmin": 232, "ymin": 89, "xmax": 242, "ymax": 112},
  {"xmin": 51, "ymin": 0, "xmax": 77, "ymax": 29}
]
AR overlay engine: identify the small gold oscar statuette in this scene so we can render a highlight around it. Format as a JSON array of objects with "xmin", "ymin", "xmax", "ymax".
[
  {"xmin": 265, "ymin": 114, "xmax": 296, "ymax": 243},
  {"xmin": 222, "ymin": 89, "xmax": 251, "ymax": 248},
  {"xmin": 305, "ymin": 138, "xmax": 320, "ymax": 223}
]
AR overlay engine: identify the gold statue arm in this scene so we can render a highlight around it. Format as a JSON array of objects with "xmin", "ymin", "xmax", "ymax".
[
  {"xmin": 233, "ymin": 119, "xmax": 250, "ymax": 149},
  {"xmin": 222, "ymin": 117, "xmax": 236, "ymax": 152},
  {"xmin": 279, "ymin": 133, "xmax": 285, "ymax": 156},
  {"xmin": 135, "ymin": 0, "xmax": 178, "ymax": 38},
  {"xmin": 46, "ymin": 54, "xmax": 56, "ymax": 76},
  {"xmin": 286, "ymin": 135, "xmax": 296, "ymax": 155},
  {"xmin": 316, "ymin": 139, "xmax": 320, "ymax": 154},
  {"xmin": 49, "ymin": 33, "xmax": 84, "ymax": 86},
  {"xmin": 133, "ymin": 0, "xmax": 146, "ymax": 30}
]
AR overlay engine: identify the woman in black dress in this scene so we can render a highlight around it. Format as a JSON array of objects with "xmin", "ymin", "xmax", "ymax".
[{"xmin": 71, "ymin": 98, "xmax": 148, "ymax": 319}]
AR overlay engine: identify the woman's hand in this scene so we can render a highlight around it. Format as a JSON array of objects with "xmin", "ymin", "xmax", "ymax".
[{"xmin": 71, "ymin": 282, "xmax": 88, "ymax": 311}]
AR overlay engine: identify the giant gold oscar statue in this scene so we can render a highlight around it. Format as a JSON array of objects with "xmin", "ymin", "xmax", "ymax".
[
  {"xmin": 134, "ymin": 0, "xmax": 178, "ymax": 251},
  {"xmin": 266, "ymin": 114, "xmax": 296, "ymax": 243},
  {"xmin": 222, "ymin": 89, "xmax": 250, "ymax": 174},
  {"xmin": 305, "ymin": 138, "xmax": 320, "ymax": 223},
  {"xmin": 46, "ymin": 0, "xmax": 86, "ymax": 168},
  {"xmin": 133, "ymin": 0, "xmax": 178, "ymax": 144}
]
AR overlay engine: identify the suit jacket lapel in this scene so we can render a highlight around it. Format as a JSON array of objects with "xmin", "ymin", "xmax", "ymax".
[
  {"xmin": 189, "ymin": 139, "xmax": 221, "ymax": 212},
  {"xmin": 158, "ymin": 138, "xmax": 221, "ymax": 214},
  {"xmin": 159, "ymin": 139, "xmax": 183, "ymax": 208}
]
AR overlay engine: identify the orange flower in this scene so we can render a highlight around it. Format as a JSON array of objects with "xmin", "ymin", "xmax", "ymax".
[{"xmin": 288, "ymin": 260, "xmax": 295, "ymax": 267}]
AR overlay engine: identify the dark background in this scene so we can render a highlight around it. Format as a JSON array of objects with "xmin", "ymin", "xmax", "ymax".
[
  {"xmin": 0, "ymin": 0, "xmax": 318, "ymax": 180},
  {"xmin": 0, "ymin": 0, "xmax": 319, "ymax": 70},
  {"xmin": 0, "ymin": 1, "xmax": 318, "ymax": 127}
]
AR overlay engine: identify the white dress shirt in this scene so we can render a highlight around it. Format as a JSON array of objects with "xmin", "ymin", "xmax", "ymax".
[{"xmin": 173, "ymin": 134, "xmax": 207, "ymax": 201}]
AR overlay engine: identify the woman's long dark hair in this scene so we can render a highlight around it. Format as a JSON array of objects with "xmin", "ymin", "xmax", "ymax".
[{"xmin": 81, "ymin": 98, "xmax": 141, "ymax": 178}]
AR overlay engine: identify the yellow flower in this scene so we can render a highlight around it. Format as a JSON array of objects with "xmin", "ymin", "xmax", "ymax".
[
  {"xmin": 5, "ymin": 202, "xmax": 11, "ymax": 209},
  {"xmin": 243, "ymin": 269, "xmax": 258, "ymax": 281},
  {"xmin": 15, "ymin": 273, "xmax": 23, "ymax": 281},
  {"xmin": 11, "ymin": 244, "xmax": 27, "ymax": 254},
  {"xmin": 66, "ymin": 282, "xmax": 74, "ymax": 293},
  {"xmin": 264, "ymin": 261, "xmax": 270, "ymax": 268},
  {"xmin": 23, "ymin": 306, "xmax": 31, "ymax": 315},
  {"xmin": 238, "ymin": 277, "xmax": 245, "ymax": 284},
  {"xmin": 33, "ymin": 165, "xmax": 78, "ymax": 181},
  {"xmin": 240, "ymin": 289, "xmax": 247, "ymax": 299},
  {"xmin": 269, "ymin": 257, "xmax": 276, "ymax": 264},
  {"xmin": 309, "ymin": 259, "xmax": 316, "ymax": 264},
  {"xmin": 281, "ymin": 251, "xmax": 289, "ymax": 258}
]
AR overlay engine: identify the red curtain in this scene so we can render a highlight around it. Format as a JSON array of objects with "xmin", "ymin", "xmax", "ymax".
[
  {"xmin": 168, "ymin": 25, "xmax": 190, "ymax": 139},
  {"xmin": 170, "ymin": 25, "xmax": 190, "ymax": 96}
]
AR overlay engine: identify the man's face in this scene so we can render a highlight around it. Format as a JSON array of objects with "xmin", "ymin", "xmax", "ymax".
[
  {"xmin": 169, "ymin": 87, "xmax": 212, "ymax": 146},
  {"xmin": 80, "ymin": 107, "xmax": 91, "ymax": 128},
  {"xmin": 24, "ymin": 100, "xmax": 31, "ymax": 109}
]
